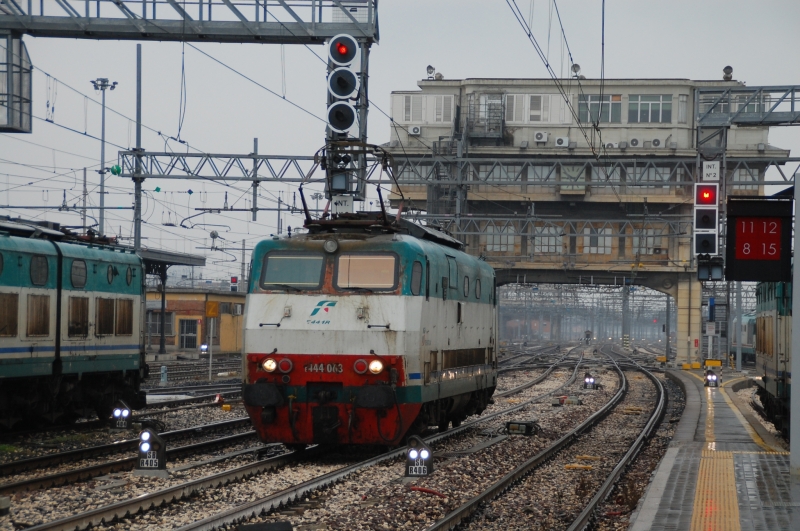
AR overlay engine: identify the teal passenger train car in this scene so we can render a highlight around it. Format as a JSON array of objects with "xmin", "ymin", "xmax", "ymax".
[
  {"xmin": 0, "ymin": 220, "xmax": 147, "ymax": 427},
  {"xmin": 242, "ymin": 212, "xmax": 498, "ymax": 446},
  {"xmin": 754, "ymin": 281, "xmax": 791, "ymax": 438}
]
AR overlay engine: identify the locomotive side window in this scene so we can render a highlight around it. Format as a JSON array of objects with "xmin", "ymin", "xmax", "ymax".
[
  {"xmin": 463, "ymin": 276, "xmax": 470, "ymax": 297},
  {"xmin": 336, "ymin": 254, "xmax": 397, "ymax": 290},
  {"xmin": 96, "ymin": 298, "xmax": 115, "ymax": 336},
  {"xmin": 26, "ymin": 294, "xmax": 50, "ymax": 336},
  {"xmin": 475, "ymin": 279, "xmax": 482, "ymax": 299},
  {"xmin": 447, "ymin": 256, "xmax": 457, "ymax": 291},
  {"xmin": 261, "ymin": 253, "xmax": 324, "ymax": 289},
  {"xmin": 30, "ymin": 255, "xmax": 48, "ymax": 286},
  {"xmin": 411, "ymin": 261, "xmax": 422, "ymax": 296},
  {"xmin": 68, "ymin": 297, "xmax": 89, "ymax": 337},
  {"xmin": 0, "ymin": 293, "xmax": 18, "ymax": 336},
  {"xmin": 115, "ymin": 299, "xmax": 134, "ymax": 335},
  {"xmin": 0, "ymin": 253, "xmax": 4, "ymax": 276},
  {"xmin": 71, "ymin": 260, "xmax": 87, "ymax": 289}
]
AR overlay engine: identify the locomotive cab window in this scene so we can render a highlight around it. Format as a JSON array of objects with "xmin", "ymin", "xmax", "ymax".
[
  {"xmin": 0, "ymin": 293, "xmax": 18, "ymax": 337},
  {"xmin": 71, "ymin": 260, "xmax": 87, "ymax": 288},
  {"xmin": 30, "ymin": 255, "xmax": 48, "ymax": 286},
  {"xmin": 261, "ymin": 253, "xmax": 324, "ymax": 290},
  {"xmin": 336, "ymin": 254, "xmax": 397, "ymax": 290},
  {"xmin": 411, "ymin": 261, "xmax": 423, "ymax": 296},
  {"xmin": 68, "ymin": 297, "xmax": 89, "ymax": 337}
]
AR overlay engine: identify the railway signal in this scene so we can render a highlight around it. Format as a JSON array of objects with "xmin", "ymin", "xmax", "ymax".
[
  {"xmin": 693, "ymin": 183, "xmax": 719, "ymax": 256},
  {"xmin": 111, "ymin": 400, "xmax": 132, "ymax": 431},
  {"xmin": 134, "ymin": 428, "xmax": 168, "ymax": 478},
  {"xmin": 405, "ymin": 435, "xmax": 434, "ymax": 477}
]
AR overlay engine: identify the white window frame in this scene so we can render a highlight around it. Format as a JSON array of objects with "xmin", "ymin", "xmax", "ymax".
[
  {"xmin": 434, "ymin": 95, "xmax": 454, "ymax": 123},
  {"xmin": 632, "ymin": 228, "xmax": 665, "ymax": 255},
  {"xmin": 529, "ymin": 94, "xmax": 551, "ymax": 123},
  {"xmin": 533, "ymin": 225, "xmax": 562, "ymax": 254},
  {"xmin": 504, "ymin": 94, "xmax": 525, "ymax": 123},
  {"xmin": 404, "ymin": 95, "xmax": 423, "ymax": 123},
  {"xmin": 583, "ymin": 227, "xmax": 611, "ymax": 254},
  {"xmin": 485, "ymin": 224, "xmax": 516, "ymax": 253}
]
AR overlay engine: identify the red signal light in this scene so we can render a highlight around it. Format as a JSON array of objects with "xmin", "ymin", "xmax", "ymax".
[
  {"xmin": 336, "ymin": 42, "xmax": 349, "ymax": 56},
  {"xmin": 695, "ymin": 185, "xmax": 717, "ymax": 205}
]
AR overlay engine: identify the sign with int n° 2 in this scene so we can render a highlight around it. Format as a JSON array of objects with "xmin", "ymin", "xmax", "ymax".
[{"xmin": 702, "ymin": 161, "xmax": 720, "ymax": 181}]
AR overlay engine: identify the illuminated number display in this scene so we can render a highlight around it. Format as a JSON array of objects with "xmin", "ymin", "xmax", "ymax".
[{"xmin": 735, "ymin": 217, "xmax": 781, "ymax": 261}]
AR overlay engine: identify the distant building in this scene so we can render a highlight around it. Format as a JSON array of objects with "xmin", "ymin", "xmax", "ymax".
[{"xmin": 145, "ymin": 288, "xmax": 245, "ymax": 357}]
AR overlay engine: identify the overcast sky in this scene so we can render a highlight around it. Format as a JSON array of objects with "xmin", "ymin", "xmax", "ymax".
[{"xmin": 1, "ymin": 0, "xmax": 798, "ymax": 282}]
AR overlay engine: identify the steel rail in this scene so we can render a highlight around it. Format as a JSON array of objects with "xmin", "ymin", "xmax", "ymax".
[
  {"xmin": 28, "ymin": 348, "xmax": 587, "ymax": 531},
  {"xmin": 422, "ymin": 350, "xmax": 627, "ymax": 531},
  {"xmin": 495, "ymin": 352, "xmax": 573, "ymax": 398},
  {"xmin": 0, "ymin": 431, "xmax": 258, "ymax": 495},
  {"xmin": 564, "ymin": 346, "xmax": 666, "ymax": 531},
  {"xmin": 0, "ymin": 417, "xmax": 251, "ymax": 476}
]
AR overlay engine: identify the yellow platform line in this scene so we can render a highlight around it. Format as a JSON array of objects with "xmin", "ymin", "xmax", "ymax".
[{"xmin": 691, "ymin": 451, "xmax": 741, "ymax": 531}]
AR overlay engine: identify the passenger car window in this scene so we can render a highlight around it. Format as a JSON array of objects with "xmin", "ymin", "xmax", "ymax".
[
  {"xmin": 30, "ymin": 255, "xmax": 48, "ymax": 286},
  {"xmin": 337, "ymin": 254, "xmax": 397, "ymax": 290},
  {"xmin": 411, "ymin": 261, "xmax": 422, "ymax": 296},
  {"xmin": 71, "ymin": 260, "xmax": 87, "ymax": 288},
  {"xmin": 261, "ymin": 253, "xmax": 324, "ymax": 290}
]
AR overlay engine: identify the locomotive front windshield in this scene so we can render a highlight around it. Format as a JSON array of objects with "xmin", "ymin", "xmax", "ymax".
[
  {"xmin": 336, "ymin": 254, "xmax": 397, "ymax": 290},
  {"xmin": 261, "ymin": 253, "xmax": 324, "ymax": 289}
]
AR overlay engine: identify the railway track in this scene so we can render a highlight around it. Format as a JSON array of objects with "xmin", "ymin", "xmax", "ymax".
[{"xmin": 6, "ymin": 346, "xmax": 591, "ymax": 530}]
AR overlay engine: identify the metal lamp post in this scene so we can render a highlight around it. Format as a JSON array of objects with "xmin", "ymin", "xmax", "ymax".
[{"xmin": 91, "ymin": 78, "xmax": 118, "ymax": 236}]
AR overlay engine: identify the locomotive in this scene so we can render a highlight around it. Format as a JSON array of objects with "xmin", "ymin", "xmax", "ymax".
[
  {"xmin": 730, "ymin": 312, "xmax": 756, "ymax": 365},
  {"xmin": 754, "ymin": 281, "xmax": 791, "ymax": 438},
  {"xmin": 0, "ymin": 219, "xmax": 147, "ymax": 428},
  {"xmin": 242, "ymin": 212, "xmax": 498, "ymax": 446}
]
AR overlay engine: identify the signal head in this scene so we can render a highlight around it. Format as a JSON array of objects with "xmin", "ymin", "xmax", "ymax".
[
  {"xmin": 695, "ymin": 184, "xmax": 718, "ymax": 206},
  {"xmin": 328, "ymin": 34, "xmax": 358, "ymax": 66},
  {"xmin": 328, "ymin": 67, "xmax": 360, "ymax": 100},
  {"xmin": 327, "ymin": 102, "xmax": 357, "ymax": 133}
]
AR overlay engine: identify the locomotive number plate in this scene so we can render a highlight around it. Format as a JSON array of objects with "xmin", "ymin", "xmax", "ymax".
[{"xmin": 304, "ymin": 363, "xmax": 344, "ymax": 374}]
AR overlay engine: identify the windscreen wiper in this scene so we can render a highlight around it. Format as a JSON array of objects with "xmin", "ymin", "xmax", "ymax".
[
  {"xmin": 265, "ymin": 284, "xmax": 302, "ymax": 292},
  {"xmin": 342, "ymin": 287, "xmax": 374, "ymax": 293}
]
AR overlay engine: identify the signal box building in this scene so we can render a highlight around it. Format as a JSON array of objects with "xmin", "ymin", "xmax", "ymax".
[{"xmin": 385, "ymin": 75, "xmax": 793, "ymax": 363}]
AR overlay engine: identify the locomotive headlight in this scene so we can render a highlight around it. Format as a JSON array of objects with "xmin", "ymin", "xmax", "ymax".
[
  {"xmin": 323, "ymin": 239, "xmax": 339, "ymax": 253},
  {"xmin": 353, "ymin": 359, "xmax": 368, "ymax": 374},
  {"xmin": 408, "ymin": 449, "xmax": 419, "ymax": 459},
  {"xmin": 263, "ymin": 358, "xmax": 277, "ymax": 372},
  {"xmin": 368, "ymin": 359, "xmax": 384, "ymax": 374}
]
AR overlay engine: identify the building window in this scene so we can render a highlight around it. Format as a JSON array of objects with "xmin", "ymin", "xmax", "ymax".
[
  {"xmin": 533, "ymin": 225, "xmax": 562, "ymax": 254},
  {"xmin": 30, "ymin": 255, "xmax": 48, "ymax": 286},
  {"xmin": 485, "ymin": 225, "xmax": 516, "ymax": 253},
  {"xmin": 504, "ymin": 94, "xmax": 525, "ymax": 123},
  {"xmin": 627, "ymin": 166, "xmax": 668, "ymax": 189},
  {"xmin": 68, "ymin": 297, "xmax": 89, "ymax": 337},
  {"xmin": 628, "ymin": 95, "xmax": 672, "ymax": 123},
  {"xmin": 0, "ymin": 293, "xmax": 18, "ymax": 337},
  {"xmin": 583, "ymin": 227, "xmax": 611, "ymax": 254},
  {"xmin": 529, "ymin": 95, "xmax": 550, "ymax": 122},
  {"xmin": 26, "ymin": 294, "xmax": 50, "ymax": 337},
  {"xmin": 219, "ymin": 302, "xmax": 232, "ymax": 314},
  {"xmin": 678, "ymin": 95, "xmax": 688, "ymax": 124},
  {"xmin": 434, "ymin": 95, "xmax": 453, "ymax": 123},
  {"xmin": 633, "ymin": 228, "xmax": 666, "ymax": 255},
  {"xmin": 578, "ymin": 95, "xmax": 621, "ymax": 123},
  {"xmin": 732, "ymin": 168, "xmax": 758, "ymax": 191},
  {"xmin": 147, "ymin": 311, "xmax": 175, "ymax": 336},
  {"xmin": 477, "ymin": 164, "xmax": 521, "ymax": 182},
  {"xmin": 403, "ymin": 95, "xmax": 423, "ymax": 122},
  {"xmin": 115, "ymin": 299, "xmax": 133, "ymax": 336}
]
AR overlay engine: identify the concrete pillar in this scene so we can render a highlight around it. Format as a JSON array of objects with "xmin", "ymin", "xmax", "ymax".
[{"xmin": 676, "ymin": 274, "xmax": 703, "ymax": 365}]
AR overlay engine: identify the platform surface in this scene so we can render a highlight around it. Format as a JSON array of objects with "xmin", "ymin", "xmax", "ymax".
[{"xmin": 629, "ymin": 369, "xmax": 799, "ymax": 531}]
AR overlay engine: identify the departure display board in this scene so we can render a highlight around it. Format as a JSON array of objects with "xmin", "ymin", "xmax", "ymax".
[{"xmin": 725, "ymin": 198, "xmax": 792, "ymax": 281}]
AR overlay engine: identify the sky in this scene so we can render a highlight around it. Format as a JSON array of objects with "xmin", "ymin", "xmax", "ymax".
[{"xmin": 1, "ymin": 0, "xmax": 799, "ymax": 283}]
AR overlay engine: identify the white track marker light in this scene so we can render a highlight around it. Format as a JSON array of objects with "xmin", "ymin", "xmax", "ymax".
[
  {"xmin": 133, "ymin": 428, "xmax": 168, "ymax": 478},
  {"xmin": 111, "ymin": 399, "xmax": 132, "ymax": 431},
  {"xmin": 405, "ymin": 435, "xmax": 434, "ymax": 477}
]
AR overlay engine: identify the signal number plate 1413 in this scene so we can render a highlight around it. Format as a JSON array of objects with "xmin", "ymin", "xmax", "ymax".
[{"xmin": 304, "ymin": 363, "xmax": 344, "ymax": 374}]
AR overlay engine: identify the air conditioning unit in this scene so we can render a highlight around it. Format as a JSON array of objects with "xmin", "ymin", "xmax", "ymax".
[
  {"xmin": 604, "ymin": 142, "xmax": 619, "ymax": 149},
  {"xmin": 653, "ymin": 247, "xmax": 663, "ymax": 255},
  {"xmin": 555, "ymin": 136, "xmax": 570, "ymax": 148},
  {"xmin": 618, "ymin": 141, "xmax": 628, "ymax": 149},
  {"xmin": 233, "ymin": 305, "xmax": 243, "ymax": 316},
  {"xmin": 652, "ymin": 138, "xmax": 662, "ymax": 148},
  {"xmin": 408, "ymin": 126, "xmax": 422, "ymax": 136},
  {"xmin": 534, "ymin": 131, "xmax": 549, "ymax": 143},
  {"xmin": 629, "ymin": 138, "xmax": 640, "ymax": 148}
]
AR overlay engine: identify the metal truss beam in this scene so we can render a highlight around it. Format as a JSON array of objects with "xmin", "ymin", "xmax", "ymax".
[
  {"xmin": 117, "ymin": 149, "xmax": 394, "ymax": 184},
  {"xmin": 392, "ymin": 156, "xmax": 800, "ymax": 187},
  {"xmin": 0, "ymin": 1, "xmax": 378, "ymax": 44},
  {"xmin": 696, "ymin": 86, "xmax": 800, "ymax": 127}
]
